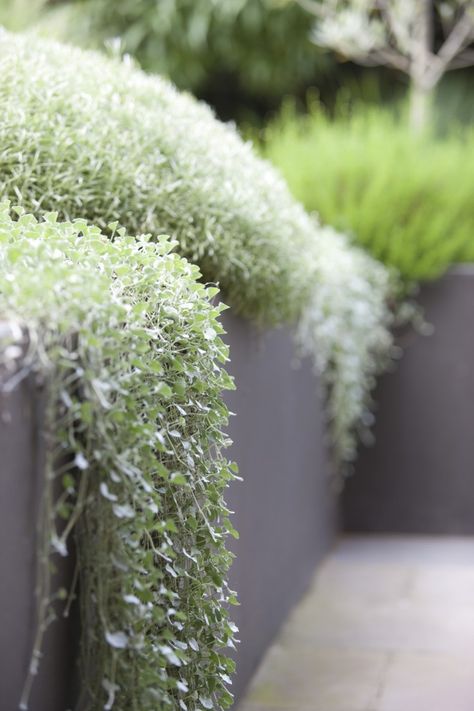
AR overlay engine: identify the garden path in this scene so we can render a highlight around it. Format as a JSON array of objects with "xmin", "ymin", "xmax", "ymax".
[{"xmin": 237, "ymin": 535, "xmax": 474, "ymax": 711}]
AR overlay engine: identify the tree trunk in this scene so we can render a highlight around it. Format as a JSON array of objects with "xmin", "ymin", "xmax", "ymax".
[
  {"xmin": 408, "ymin": 0, "xmax": 434, "ymax": 133},
  {"xmin": 409, "ymin": 82, "xmax": 433, "ymax": 133}
]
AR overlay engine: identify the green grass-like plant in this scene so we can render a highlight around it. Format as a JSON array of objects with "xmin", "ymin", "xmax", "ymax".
[
  {"xmin": 262, "ymin": 104, "xmax": 474, "ymax": 285},
  {"xmin": 0, "ymin": 204, "xmax": 237, "ymax": 710}
]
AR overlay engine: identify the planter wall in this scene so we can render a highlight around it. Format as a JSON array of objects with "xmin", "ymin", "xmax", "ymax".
[
  {"xmin": 343, "ymin": 268, "xmax": 474, "ymax": 535},
  {"xmin": 0, "ymin": 315, "xmax": 337, "ymax": 709},
  {"xmin": 223, "ymin": 312, "xmax": 337, "ymax": 701},
  {"xmin": 0, "ymin": 370, "xmax": 78, "ymax": 711}
]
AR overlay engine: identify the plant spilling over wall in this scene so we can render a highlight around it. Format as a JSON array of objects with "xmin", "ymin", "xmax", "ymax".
[
  {"xmin": 297, "ymin": 226, "xmax": 394, "ymax": 462},
  {"xmin": 0, "ymin": 30, "xmax": 395, "ymax": 465},
  {"xmin": 262, "ymin": 104, "xmax": 474, "ymax": 286},
  {"xmin": 0, "ymin": 204, "xmax": 237, "ymax": 710}
]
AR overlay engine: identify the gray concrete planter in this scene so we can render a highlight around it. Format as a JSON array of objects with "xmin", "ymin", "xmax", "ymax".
[
  {"xmin": 343, "ymin": 268, "xmax": 474, "ymax": 535},
  {"xmin": 223, "ymin": 313, "xmax": 336, "ymax": 700},
  {"xmin": 1, "ymin": 315, "xmax": 337, "ymax": 708},
  {"xmin": 0, "ymin": 371, "xmax": 78, "ymax": 711}
]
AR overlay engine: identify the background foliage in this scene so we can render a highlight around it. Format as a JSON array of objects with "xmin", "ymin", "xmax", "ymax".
[
  {"xmin": 1, "ymin": 0, "xmax": 404, "ymax": 122},
  {"xmin": 38, "ymin": 0, "xmax": 326, "ymax": 115},
  {"xmin": 262, "ymin": 103, "xmax": 474, "ymax": 286},
  {"xmin": 1, "ymin": 0, "xmax": 473, "ymax": 124},
  {"xmin": 0, "ymin": 204, "xmax": 237, "ymax": 710},
  {"xmin": 0, "ymin": 0, "xmax": 44, "ymax": 28}
]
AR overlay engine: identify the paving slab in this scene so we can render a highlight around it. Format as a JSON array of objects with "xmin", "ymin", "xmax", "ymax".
[
  {"xmin": 237, "ymin": 535, "xmax": 474, "ymax": 711},
  {"xmin": 242, "ymin": 645, "xmax": 387, "ymax": 710},
  {"xmin": 378, "ymin": 652, "xmax": 474, "ymax": 711}
]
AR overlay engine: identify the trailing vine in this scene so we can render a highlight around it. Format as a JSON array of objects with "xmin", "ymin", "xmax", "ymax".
[
  {"xmin": 296, "ymin": 225, "xmax": 396, "ymax": 466},
  {"xmin": 0, "ymin": 205, "xmax": 238, "ymax": 710}
]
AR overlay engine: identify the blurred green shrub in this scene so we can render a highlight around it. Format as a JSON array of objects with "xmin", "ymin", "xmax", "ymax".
[
  {"xmin": 2, "ymin": 0, "xmax": 472, "ymax": 123},
  {"xmin": 33, "ymin": 0, "xmax": 329, "ymax": 115},
  {"xmin": 0, "ymin": 0, "xmax": 44, "ymax": 29},
  {"xmin": 0, "ymin": 204, "xmax": 236, "ymax": 710},
  {"xmin": 263, "ymin": 104, "xmax": 474, "ymax": 285}
]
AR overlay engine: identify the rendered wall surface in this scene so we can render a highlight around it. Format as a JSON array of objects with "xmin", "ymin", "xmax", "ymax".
[
  {"xmin": 223, "ymin": 312, "xmax": 337, "ymax": 700},
  {"xmin": 0, "ymin": 370, "xmax": 78, "ymax": 711},
  {"xmin": 343, "ymin": 269, "xmax": 474, "ymax": 534}
]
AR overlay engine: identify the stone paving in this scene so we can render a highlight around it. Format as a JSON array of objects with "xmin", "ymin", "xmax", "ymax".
[{"xmin": 237, "ymin": 535, "xmax": 474, "ymax": 711}]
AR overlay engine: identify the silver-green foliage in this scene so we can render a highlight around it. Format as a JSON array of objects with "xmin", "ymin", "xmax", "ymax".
[
  {"xmin": 297, "ymin": 226, "xmax": 395, "ymax": 463},
  {"xmin": 0, "ymin": 30, "xmax": 395, "ymax": 465},
  {"xmin": 0, "ymin": 204, "xmax": 237, "ymax": 710},
  {"xmin": 0, "ymin": 29, "xmax": 310, "ymax": 325}
]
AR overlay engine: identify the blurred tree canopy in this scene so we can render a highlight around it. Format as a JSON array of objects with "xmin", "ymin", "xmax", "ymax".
[
  {"xmin": 0, "ymin": 0, "xmax": 472, "ymax": 122},
  {"xmin": 14, "ymin": 0, "xmax": 404, "ymax": 120},
  {"xmin": 296, "ymin": 0, "xmax": 474, "ymax": 130},
  {"xmin": 29, "ymin": 0, "xmax": 335, "ymax": 119}
]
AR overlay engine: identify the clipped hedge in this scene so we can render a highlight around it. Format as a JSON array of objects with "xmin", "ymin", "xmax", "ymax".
[
  {"xmin": 0, "ymin": 204, "xmax": 237, "ymax": 710},
  {"xmin": 262, "ymin": 105, "xmax": 474, "ymax": 286},
  {"xmin": 0, "ymin": 30, "xmax": 395, "ymax": 465}
]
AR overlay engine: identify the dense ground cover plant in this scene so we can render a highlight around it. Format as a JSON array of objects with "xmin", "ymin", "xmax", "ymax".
[
  {"xmin": 0, "ymin": 204, "xmax": 237, "ymax": 710},
  {"xmin": 262, "ymin": 105, "xmax": 474, "ymax": 286},
  {"xmin": 0, "ymin": 31, "xmax": 395, "ymax": 465},
  {"xmin": 0, "ymin": 29, "xmax": 310, "ymax": 325}
]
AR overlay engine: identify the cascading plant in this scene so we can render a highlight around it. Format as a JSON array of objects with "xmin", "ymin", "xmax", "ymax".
[
  {"xmin": 0, "ymin": 204, "xmax": 238, "ymax": 710},
  {"xmin": 0, "ymin": 29, "xmax": 397, "ymax": 468},
  {"xmin": 297, "ymin": 225, "xmax": 396, "ymax": 467}
]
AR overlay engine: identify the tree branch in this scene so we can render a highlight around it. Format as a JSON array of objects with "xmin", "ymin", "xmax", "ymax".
[
  {"xmin": 420, "ymin": 8, "xmax": 474, "ymax": 85},
  {"xmin": 371, "ymin": 47, "xmax": 411, "ymax": 72},
  {"xmin": 297, "ymin": 0, "xmax": 474, "ymax": 92},
  {"xmin": 377, "ymin": 0, "xmax": 403, "ymax": 50},
  {"xmin": 437, "ymin": 9, "xmax": 474, "ymax": 67},
  {"xmin": 445, "ymin": 48, "xmax": 474, "ymax": 68}
]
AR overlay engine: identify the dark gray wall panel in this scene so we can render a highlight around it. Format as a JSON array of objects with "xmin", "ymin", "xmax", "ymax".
[
  {"xmin": 223, "ymin": 312, "xmax": 337, "ymax": 700},
  {"xmin": 343, "ymin": 269, "xmax": 474, "ymax": 534},
  {"xmin": 0, "ymin": 372, "xmax": 78, "ymax": 711}
]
